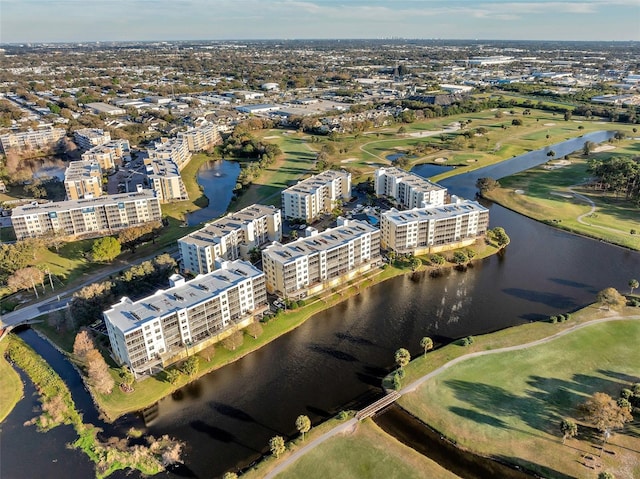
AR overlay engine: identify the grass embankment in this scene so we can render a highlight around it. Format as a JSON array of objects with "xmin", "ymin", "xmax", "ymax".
[
  {"xmin": 4, "ymin": 335, "xmax": 171, "ymax": 479},
  {"xmin": 243, "ymin": 418, "xmax": 461, "ymax": 479},
  {"xmin": 0, "ymin": 338, "xmax": 23, "ymax": 422},
  {"xmin": 396, "ymin": 309, "xmax": 640, "ymax": 479},
  {"xmin": 483, "ymin": 141, "xmax": 640, "ymax": 250}
]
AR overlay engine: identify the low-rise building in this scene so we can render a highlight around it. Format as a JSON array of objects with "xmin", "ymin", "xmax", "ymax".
[
  {"xmin": 73, "ymin": 128, "xmax": 111, "ymax": 151},
  {"xmin": 179, "ymin": 204, "xmax": 282, "ymax": 275},
  {"xmin": 64, "ymin": 160, "xmax": 103, "ymax": 200},
  {"xmin": 262, "ymin": 218, "xmax": 380, "ymax": 299},
  {"xmin": 146, "ymin": 158, "xmax": 188, "ymax": 203},
  {"xmin": 178, "ymin": 124, "xmax": 221, "ymax": 152},
  {"xmin": 103, "ymin": 260, "xmax": 268, "ymax": 376},
  {"xmin": 281, "ymin": 170, "xmax": 351, "ymax": 222},
  {"xmin": 85, "ymin": 102, "xmax": 126, "ymax": 117},
  {"xmin": 0, "ymin": 128, "xmax": 66, "ymax": 154},
  {"xmin": 11, "ymin": 190, "xmax": 161, "ymax": 240},
  {"xmin": 380, "ymin": 199, "xmax": 489, "ymax": 256},
  {"xmin": 81, "ymin": 139, "xmax": 131, "ymax": 170},
  {"xmin": 374, "ymin": 167, "xmax": 447, "ymax": 209}
]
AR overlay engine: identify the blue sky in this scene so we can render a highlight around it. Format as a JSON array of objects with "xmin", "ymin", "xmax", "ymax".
[{"xmin": 1, "ymin": 0, "xmax": 639, "ymax": 43}]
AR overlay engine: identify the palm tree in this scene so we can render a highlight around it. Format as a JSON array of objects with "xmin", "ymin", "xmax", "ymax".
[
  {"xmin": 629, "ymin": 278, "xmax": 638, "ymax": 295},
  {"xmin": 295, "ymin": 415, "xmax": 311, "ymax": 441},
  {"xmin": 560, "ymin": 419, "xmax": 577, "ymax": 444},
  {"xmin": 420, "ymin": 337, "xmax": 434, "ymax": 356},
  {"xmin": 394, "ymin": 348, "xmax": 411, "ymax": 370}
]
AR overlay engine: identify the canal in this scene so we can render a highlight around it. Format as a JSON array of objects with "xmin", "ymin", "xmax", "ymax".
[{"xmin": 2, "ymin": 131, "xmax": 638, "ymax": 479}]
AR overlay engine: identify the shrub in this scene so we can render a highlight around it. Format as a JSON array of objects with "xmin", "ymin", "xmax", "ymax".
[
  {"xmin": 337, "ymin": 410, "xmax": 349, "ymax": 420},
  {"xmin": 392, "ymin": 372, "xmax": 402, "ymax": 390},
  {"xmin": 565, "ymin": 313, "xmax": 572, "ymax": 321},
  {"xmin": 550, "ymin": 316, "xmax": 558, "ymax": 324}
]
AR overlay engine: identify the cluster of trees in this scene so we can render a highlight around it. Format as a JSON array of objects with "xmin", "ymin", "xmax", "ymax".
[
  {"xmin": 588, "ymin": 155, "xmax": 640, "ymax": 204},
  {"xmin": 0, "ymin": 238, "xmax": 60, "ymax": 296},
  {"xmin": 69, "ymin": 254, "xmax": 177, "ymax": 326},
  {"xmin": 73, "ymin": 328, "xmax": 115, "ymax": 395},
  {"xmin": 117, "ymin": 220, "xmax": 163, "ymax": 253}
]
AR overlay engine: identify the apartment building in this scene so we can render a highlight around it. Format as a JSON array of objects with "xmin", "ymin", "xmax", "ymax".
[
  {"xmin": 11, "ymin": 190, "xmax": 161, "ymax": 240},
  {"xmin": 81, "ymin": 139, "xmax": 131, "ymax": 170},
  {"xmin": 0, "ymin": 128, "xmax": 66, "ymax": 154},
  {"xmin": 64, "ymin": 160, "xmax": 103, "ymax": 200},
  {"xmin": 178, "ymin": 124, "xmax": 221, "ymax": 152},
  {"xmin": 146, "ymin": 158, "xmax": 188, "ymax": 203},
  {"xmin": 262, "ymin": 218, "xmax": 380, "ymax": 299},
  {"xmin": 179, "ymin": 204, "xmax": 282, "ymax": 275},
  {"xmin": 103, "ymin": 260, "xmax": 268, "ymax": 376},
  {"xmin": 73, "ymin": 128, "xmax": 112, "ymax": 151},
  {"xmin": 281, "ymin": 170, "xmax": 351, "ymax": 222},
  {"xmin": 146, "ymin": 137, "xmax": 191, "ymax": 170},
  {"xmin": 380, "ymin": 199, "xmax": 490, "ymax": 256},
  {"xmin": 374, "ymin": 167, "xmax": 447, "ymax": 209}
]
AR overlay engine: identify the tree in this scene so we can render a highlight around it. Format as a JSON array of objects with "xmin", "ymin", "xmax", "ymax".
[
  {"xmin": 629, "ymin": 279, "xmax": 639, "ymax": 295},
  {"xmin": 511, "ymin": 118, "xmax": 523, "ymax": 126},
  {"xmin": 394, "ymin": 348, "xmax": 411, "ymax": 370},
  {"xmin": 73, "ymin": 328, "xmax": 95, "ymax": 363},
  {"xmin": 583, "ymin": 141, "xmax": 595, "ymax": 156},
  {"xmin": 246, "ymin": 321, "xmax": 263, "ymax": 339},
  {"xmin": 579, "ymin": 392, "xmax": 633, "ymax": 448},
  {"xmin": 85, "ymin": 348, "xmax": 115, "ymax": 395},
  {"xmin": 91, "ymin": 236, "xmax": 121, "ymax": 262},
  {"xmin": 560, "ymin": 419, "xmax": 577, "ymax": 444},
  {"xmin": 7, "ymin": 267, "xmax": 45, "ymax": 297},
  {"xmin": 596, "ymin": 287, "xmax": 626, "ymax": 310},
  {"xmin": 295, "ymin": 415, "xmax": 311, "ymax": 441},
  {"xmin": 269, "ymin": 435, "xmax": 286, "ymax": 458},
  {"xmin": 223, "ymin": 473, "xmax": 238, "ymax": 479},
  {"xmin": 120, "ymin": 367, "xmax": 135, "ymax": 388},
  {"xmin": 476, "ymin": 177, "xmax": 499, "ymax": 195},
  {"xmin": 182, "ymin": 356, "xmax": 199, "ymax": 377},
  {"xmin": 166, "ymin": 369, "xmax": 181, "ymax": 385},
  {"xmin": 452, "ymin": 251, "xmax": 468, "ymax": 265},
  {"xmin": 598, "ymin": 473, "xmax": 615, "ymax": 479},
  {"xmin": 420, "ymin": 337, "xmax": 433, "ymax": 356},
  {"xmin": 222, "ymin": 330, "xmax": 244, "ymax": 351},
  {"xmin": 489, "ymin": 227, "xmax": 510, "ymax": 247}
]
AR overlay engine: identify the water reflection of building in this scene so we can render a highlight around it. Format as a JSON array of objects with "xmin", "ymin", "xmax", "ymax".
[
  {"xmin": 179, "ymin": 204, "xmax": 282, "ymax": 275},
  {"xmin": 103, "ymin": 260, "xmax": 268, "ymax": 377},
  {"xmin": 262, "ymin": 218, "xmax": 380, "ymax": 300}
]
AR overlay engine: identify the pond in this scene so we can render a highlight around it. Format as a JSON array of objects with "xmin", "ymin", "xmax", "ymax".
[{"xmin": 186, "ymin": 159, "xmax": 240, "ymax": 226}]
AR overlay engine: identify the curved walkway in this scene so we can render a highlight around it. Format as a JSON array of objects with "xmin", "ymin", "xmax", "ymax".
[
  {"xmin": 566, "ymin": 186, "xmax": 629, "ymax": 237},
  {"xmin": 261, "ymin": 315, "xmax": 637, "ymax": 478}
]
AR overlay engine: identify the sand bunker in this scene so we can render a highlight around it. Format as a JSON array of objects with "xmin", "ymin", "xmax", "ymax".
[
  {"xmin": 434, "ymin": 157, "xmax": 447, "ymax": 164},
  {"xmin": 341, "ymin": 158, "xmax": 358, "ymax": 163},
  {"xmin": 543, "ymin": 160, "xmax": 571, "ymax": 170},
  {"xmin": 466, "ymin": 159, "xmax": 478, "ymax": 163},
  {"xmin": 514, "ymin": 189, "xmax": 525, "ymax": 194},
  {"xmin": 543, "ymin": 123, "xmax": 556, "ymax": 126},
  {"xmin": 263, "ymin": 136, "xmax": 279, "ymax": 139},
  {"xmin": 551, "ymin": 191, "xmax": 574, "ymax": 199},
  {"xmin": 593, "ymin": 145, "xmax": 616, "ymax": 153}
]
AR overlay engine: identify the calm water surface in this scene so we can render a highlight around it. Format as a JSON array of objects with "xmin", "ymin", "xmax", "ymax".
[
  {"xmin": 3, "ymin": 130, "xmax": 638, "ymax": 479},
  {"xmin": 186, "ymin": 160, "xmax": 240, "ymax": 226}
]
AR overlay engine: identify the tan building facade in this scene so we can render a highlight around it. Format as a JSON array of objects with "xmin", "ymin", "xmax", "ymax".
[
  {"xmin": 374, "ymin": 167, "xmax": 447, "ymax": 209},
  {"xmin": 64, "ymin": 160, "xmax": 103, "ymax": 200},
  {"xmin": 281, "ymin": 170, "xmax": 351, "ymax": 222},
  {"xmin": 0, "ymin": 128, "xmax": 66, "ymax": 154}
]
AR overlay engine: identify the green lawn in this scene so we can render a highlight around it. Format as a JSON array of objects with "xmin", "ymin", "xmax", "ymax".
[
  {"xmin": 399, "ymin": 319, "xmax": 640, "ymax": 479},
  {"xmin": 484, "ymin": 140, "xmax": 640, "ymax": 250},
  {"xmin": 268, "ymin": 419, "xmax": 461, "ymax": 479},
  {"xmin": 0, "ymin": 338, "xmax": 23, "ymax": 422}
]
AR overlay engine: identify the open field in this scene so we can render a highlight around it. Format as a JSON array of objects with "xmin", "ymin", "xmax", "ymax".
[
  {"xmin": 398, "ymin": 318, "xmax": 640, "ymax": 479},
  {"xmin": 0, "ymin": 338, "xmax": 23, "ymax": 422},
  {"xmin": 256, "ymin": 419, "xmax": 461, "ymax": 479},
  {"xmin": 484, "ymin": 139, "xmax": 640, "ymax": 250}
]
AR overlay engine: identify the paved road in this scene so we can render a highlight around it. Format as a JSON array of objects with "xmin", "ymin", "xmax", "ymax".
[
  {"xmin": 259, "ymin": 314, "xmax": 638, "ymax": 477},
  {"xmin": 0, "ymin": 246, "xmax": 178, "ymax": 329}
]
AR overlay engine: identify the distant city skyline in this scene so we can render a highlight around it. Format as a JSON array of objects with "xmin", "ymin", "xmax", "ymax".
[{"xmin": 1, "ymin": 0, "xmax": 639, "ymax": 44}]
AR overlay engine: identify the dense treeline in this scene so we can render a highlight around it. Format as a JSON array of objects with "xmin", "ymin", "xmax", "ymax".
[{"xmin": 589, "ymin": 156, "xmax": 640, "ymax": 204}]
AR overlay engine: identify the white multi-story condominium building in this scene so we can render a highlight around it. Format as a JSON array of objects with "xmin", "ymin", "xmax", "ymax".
[
  {"xmin": 179, "ymin": 204, "xmax": 282, "ymax": 275},
  {"xmin": 103, "ymin": 260, "xmax": 268, "ymax": 376},
  {"xmin": 64, "ymin": 160, "xmax": 103, "ymax": 200},
  {"xmin": 374, "ymin": 167, "xmax": 447, "ymax": 209},
  {"xmin": 281, "ymin": 170, "xmax": 351, "ymax": 222},
  {"xmin": 146, "ymin": 158, "xmax": 188, "ymax": 203},
  {"xmin": 178, "ymin": 124, "xmax": 222, "ymax": 152},
  {"xmin": 11, "ymin": 190, "xmax": 161, "ymax": 240},
  {"xmin": 380, "ymin": 199, "xmax": 490, "ymax": 256},
  {"xmin": 73, "ymin": 128, "xmax": 112, "ymax": 151},
  {"xmin": 147, "ymin": 137, "xmax": 192, "ymax": 170},
  {"xmin": 262, "ymin": 218, "xmax": 381, "ymax": 299},
  {"xmin": 0, "ymin": 128, "xmax": 66, "ymax": 154},
  {"xmin": 81, "ymin": 139, "xmax": 131, "ymax": 171}
]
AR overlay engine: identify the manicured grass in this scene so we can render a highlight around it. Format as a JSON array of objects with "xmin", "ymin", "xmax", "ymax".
[
  {"xmin": 398, "ymin": 317, "xmax": 640, "ymax": 479},
  {"xmin": 264, "ymin": 419, "xmax": 461, "ymax": 479},
  {"xmin": 484, "ymin": 140, "xmax": 640, "ymax": 250},
  {"xmin": 0, "ymin": 338, "xmax": 23, "ymax": 422}
]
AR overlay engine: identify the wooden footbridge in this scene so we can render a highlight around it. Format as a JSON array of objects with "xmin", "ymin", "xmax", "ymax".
[{"xmin": 355, "ymin": 391, "xmax": 401, "ymax": 420}]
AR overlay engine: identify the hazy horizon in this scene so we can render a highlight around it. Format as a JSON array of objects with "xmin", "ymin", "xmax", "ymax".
[{"xmin": 2, "ymin": 0, "xmax": 638, "ymax": 44}]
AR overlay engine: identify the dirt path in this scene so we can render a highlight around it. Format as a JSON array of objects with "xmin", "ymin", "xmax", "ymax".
[{"xmin": 567, "ymin": 186, "xmax": 626, "ymax": 236}]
